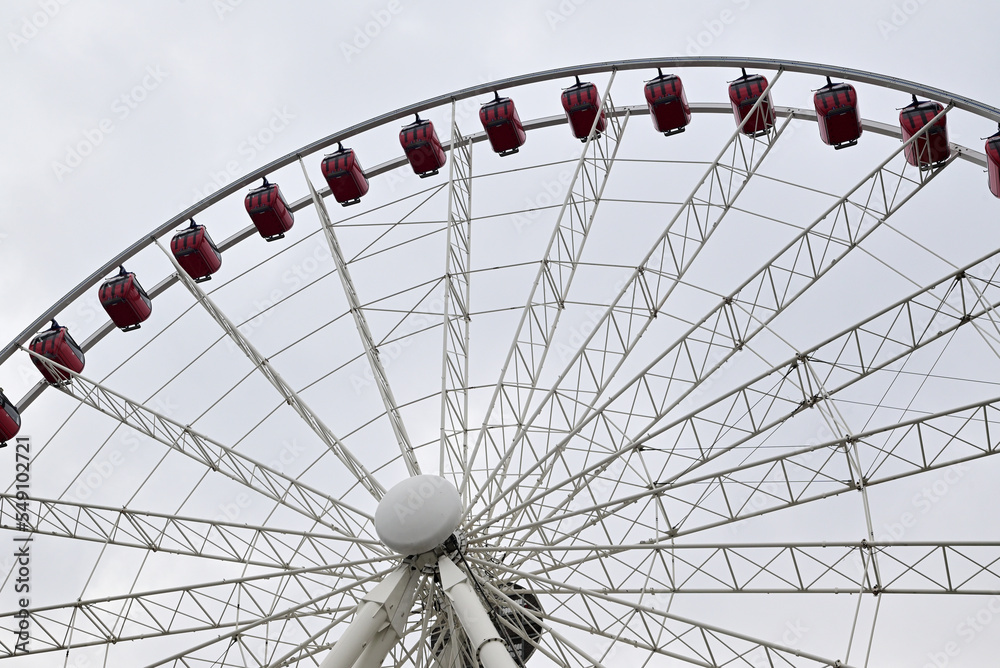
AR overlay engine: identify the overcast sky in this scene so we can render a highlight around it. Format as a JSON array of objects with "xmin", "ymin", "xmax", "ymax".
[{"xmin": 2, "ymin": 1, "xmax": 1000, "ymax": 666}]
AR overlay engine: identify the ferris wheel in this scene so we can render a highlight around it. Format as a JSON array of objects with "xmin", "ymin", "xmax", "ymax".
[{"xmin": 2, "ymin": 56, "xmax": 1000, "ymax": 667}]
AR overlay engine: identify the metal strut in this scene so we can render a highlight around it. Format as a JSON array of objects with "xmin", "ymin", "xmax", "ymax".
[
  {"xmin": 300, "ymin": 158, "xmax": 422, "ymax": 479},
  {"xmin": 318, "ymin": 564, "xmax": 420, "ymax": 668},
  {"xmin": 439, "ymin": 99, "xmax": 475, "ymax": 495}
]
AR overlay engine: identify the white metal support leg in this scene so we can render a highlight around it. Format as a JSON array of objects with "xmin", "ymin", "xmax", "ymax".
[
  {"xmin": 319, "ymin": 565, "xmax": 419, "ymax": 668},
  {"xmin": 351, "ymin": 624, "xmax": 400, "ymax": 668},
  {"xmin": 437, "ymin": 554, "xmax": 517, "ymax": 668}
]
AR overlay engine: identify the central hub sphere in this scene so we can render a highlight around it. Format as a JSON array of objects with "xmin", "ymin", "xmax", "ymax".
[{"xmin": 375, "ymin": 475, "xmax": 463, "ymax": 555}]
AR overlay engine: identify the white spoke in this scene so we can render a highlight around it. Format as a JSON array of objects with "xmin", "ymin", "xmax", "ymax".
[
  {"xmin": 0, "ymin": 561, "xmax": 388, "ymax": 658},
  {"xmin": 476, "ymin": 395, "xmax": 1000, "ymax": 552},
  {"xmin": 467, "ymin": 74, "xmax": 789, "ymax": 524},
  {"xmin": 26, "ymin": 351, "xmax": 375, "ymax": 538},
  {"xmin": 470, "ymin": 541, "xmax": 1000, "ymax": 595},
  {"xmin": 300, "ymin": 159, "xmax": 421, "ymax": 478},
  {"xmin": 464, "ymin": 72, "xmax": 631, "ymax": 512},
  {"xmin": 474, "ymin": 243, "xmax": 1000, "ymax": 545},
  {"xmin": 439, "ymin": 101, "xmax": 475, "ymax": 493},
  {"xmin": 470, "ymin": 556, "xmax": 855, "ymax": 668},
  {"xmin": 156, "ymin": 236, "xmax": 390, "ymax": 499}
]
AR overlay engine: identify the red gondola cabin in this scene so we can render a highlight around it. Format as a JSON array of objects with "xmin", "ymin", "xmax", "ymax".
[
  {"xmin": 729, "ymin": 70, "xmax": 775, "ymax": 137},
  {"xmin": 99, "ymin": 266, "xmax": 152, "ymax": 331},
  {"xmin": 170, "ymin": 220, "xmax": 222, "ymax": 282},
  {"xmin": 29, "ymin": 321, "xmax": 85, "ymax": 384},
  {"xmin": 899, "ymin": 97, "xmax": 950, "ymax": 169},
  {"xmin": 561, "ymin": 77, "xmax": 606, "ymax": 141},
  {"xmin": 322, "ymin": 144, "xmax": 370, "ymax": 206},
  {"xmin": 244, "ymin": 178, "xmax": 294, "ymax": 241},
  {"xmin": 480, "ymin": 93, "xmax": 526, "ymax": 156},
  {"xmin": 0, "ymin": 389, "xmax": 20, "ymax": 447},
  {"xmin": 814, "ymin": 79, "xmax": 862, "ymax": 149},
  {"xmin": 400, "ymin": 116, "xmax": 446, "ymax": 178},
  {"xmin": 644, "ymin": 71, "xmax": 691, "ymax": 136},
  {"xmin": 986, "ymin": 129, "xmax": 1000, "ymax": 199}
]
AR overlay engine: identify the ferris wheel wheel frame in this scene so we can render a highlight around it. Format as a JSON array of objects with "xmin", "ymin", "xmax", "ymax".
[{"xmin": 2, "ymin": 55, "xmax": 999, "ymax": 668}]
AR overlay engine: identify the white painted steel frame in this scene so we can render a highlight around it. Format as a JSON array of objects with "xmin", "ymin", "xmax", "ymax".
[
  {"xmin": 476, "ymin": 238, "xmax": 1000, "ymax": 552},
  {"xmin": 318, "ymin": 565, "xmax": 420, "ymax": 668},
  {"xmin": 468, "ymin": 541, "xmax": 1000, "ymax": 594},
  {"xmin": 0, "ymin": 492, "xmax": 377, "ymax": 568},
  {"xmin": 0, "ymin": 559, "xmax": 390, "ymax": 657},
  {"xmin": 156, "ymin": 236, "xmax": 392, "ymax": 499},
  {"xmin": 437, "ymin": 555, "xmax": 518, "ymax": 668},
  {"xmin": 2, "ymin": 60, "xmax": 998, "ymax": 668}
]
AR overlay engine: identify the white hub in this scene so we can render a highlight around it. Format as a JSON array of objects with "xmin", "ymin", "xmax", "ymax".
[{"xmin": 375, "ymin": 475, "xmax": 463, "ymax": 555}]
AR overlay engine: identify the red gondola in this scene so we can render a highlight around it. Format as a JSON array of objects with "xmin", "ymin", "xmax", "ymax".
[
  {"xmin": 644, "ymin": 70, "xmax": 691, "ymax": 136},
  {"xmin": 99, "ymin": 266, "xmax": 152, "ymax": 331},
  {"xmin": 728, "ymin": 69, "xmax": 775, "ymax": 137},
  {"xmin": 29, "ymin": 320, "xmax": 85, "ymax": 384},
  {"xmin": 814, "ymin": 78, "xmax": 862, "ymax": 149},
  {"xmin": 986, "ymin": 127, "xmax": 1000, "ymax": 199},
  {"xmin": 400, "ymin": 115, "xmax": 446, "ymax": 178},
  {"xmin": 170, "ymin": 220, "xmax": 222, "ymax": 282},
  {"xmin": 480, "ymin": 92, "xmax": 526, "ymax": 156},
  {"xmin": 244, "ymin": 178, "xmax": 294, "ymax": 241},
  {"xmin": 0, "ymin": 389, "xmax": 20, "ymax": 447},
  {"xmin": 899, "ymin": 96, "xmax": 950, "ymax": 169},
  {"xmin": 561, "ymin": 77, "xmax": 606, "ymax": 141},
  {"xmin": 322, "ymin": 143, "xmax": 370, "ymax": 206}
]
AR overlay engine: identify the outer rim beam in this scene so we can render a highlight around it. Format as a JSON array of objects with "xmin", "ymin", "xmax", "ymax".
[
  {"xmin": 10, "ymin": 106, "xmax": 988, "ymax": 413},
  {"xmin": 5, "ymin": 52, "xmax": 996, "ymax": 370},
  {"xmin": 3, "ymin": 102, "xmax": 987, "ymax": 395}
]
